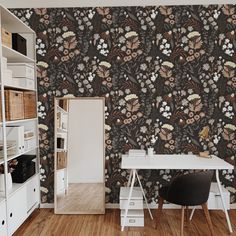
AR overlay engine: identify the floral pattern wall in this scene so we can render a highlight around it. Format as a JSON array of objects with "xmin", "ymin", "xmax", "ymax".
[{"xmin": 12, "ymin": 5, "xmax": 236, "ymax": 204}]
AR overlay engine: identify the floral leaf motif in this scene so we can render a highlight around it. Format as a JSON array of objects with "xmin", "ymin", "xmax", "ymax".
[
  {"xmin": 159, "ymin": 6, "xmax": 172, "ymax": 15},
  {"xmin": 222, "ymin": 128, "xmax": 235, "ymax": 141},
  {"xmin": 189, "ymin": 37, "xmax": 202, "ymax": 49},
  {"xmin": 34, "ymin": 8, "xmax": 47, "ymax": 15},
  {"xmin": 222, "ymin": 5, "xmax": 235, "ymax": 15},
  {"xmin": 189, "ymin": 99, "xmax": 203, "ymax": 112},
  {"xmin": 97, "ymin": 7, "xmax": 110, "ymax": 15},
  {"xmin": 97, "ymin": 66, "xmax": 110, "ymax": 78},
  {"xmin": 126, "ymin": 37, "xmax": 140, "ymax": 50},
  {"xmin": 126, "ymin": 99, "xmax": 140, "ymax": 112},
  {"xmin": 159, "ymin": 128, "xmax": 172, "ymax": 141},
  {"xmin": 160, "ymin": 66, "xmax": 172, "ymax": 78},
  {"xmin": 222, "ymin": 66, "xmax": 235, "ymax": 78},
  {"xmin": 37, "ymin": 68, "xmax": 47, "ymax": 78},
  {"xmin": 64, "ymin": 36, "xmax": 77, "ymax": 49}
]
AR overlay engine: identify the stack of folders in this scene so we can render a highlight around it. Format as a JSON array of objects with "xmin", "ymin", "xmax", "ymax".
[{"xmin": 128, "ymin": 149, "xmax": 146, "ymax": 158}]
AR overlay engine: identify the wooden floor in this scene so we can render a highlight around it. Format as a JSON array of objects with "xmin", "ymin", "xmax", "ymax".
[
  {"xmin": 14, "ymin": 208, "xmax": 236, "ymax": 236},
  {"xmin": 56, "ymin": 183, "xmax": 104, "ymax": 213}
]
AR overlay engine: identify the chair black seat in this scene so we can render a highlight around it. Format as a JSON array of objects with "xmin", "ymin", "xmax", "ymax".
[
  {"xmin": 159, "ymin": 171, "xmax": 214, "ymax": 206},
  {"xmin": 157, "ymin": 170, "xmax": 215, "ymax": 236}
]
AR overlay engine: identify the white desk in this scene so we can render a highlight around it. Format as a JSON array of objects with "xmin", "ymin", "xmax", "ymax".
[{"xmin": 121, "ymin": 154, "xmax": 234, "ymax": 233}]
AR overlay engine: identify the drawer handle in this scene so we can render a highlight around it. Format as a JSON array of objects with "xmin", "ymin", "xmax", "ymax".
[
  {"xmin": 10, "ymin": 213, "xmax": 13, "ymax": 218},
  {"xmin": 34, "ymin": 188, "xmax": 36, "ymax": 192},
  {"xmin": 2, "ymin": 220, "xmax": 5, "ymax": 225},
  {"xmin": 129, "ymin": 202, "xmax": 135, "ymax": 206},
  {"xmin": 129, "ymin": 219, "xmax": 135, "ymax": 223}
]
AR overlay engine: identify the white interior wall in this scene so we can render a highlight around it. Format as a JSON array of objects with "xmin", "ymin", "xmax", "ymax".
[
  {"xmin": 67, "ymin": 99, "xmax": 104, "ymax": 183},
  {"xmin": 0, "ymin": 0, "xmax": 234, "ymax": 8}
]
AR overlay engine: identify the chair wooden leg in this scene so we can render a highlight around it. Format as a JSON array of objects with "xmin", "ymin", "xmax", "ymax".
[
  {"xmin": 156, "ymin": 196, "xmax": 164, "ymax": 229},
  {"xmin": 181, "ymin": 206, "xmax": 185, "ymax": 236},
  {"xmin": 185, "ymin": 206, "xmax": 189, "ymax": 223},
  {"xmin": 202, "ymin": 203, "xmax": 214, "ymax": 236}
]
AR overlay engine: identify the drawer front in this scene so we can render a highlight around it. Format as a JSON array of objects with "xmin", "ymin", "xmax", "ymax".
[
  {"xmin": 27, "ymin": 175, "xmax": 39, "ymax": 212},
  {"xmin": 121, "ymin": 216, "xmax": 144, "ymax": 227},
  {"xmin": 120, "ymin": 199, "xmax": 143, "ymax": 209},
  {"xmin": 8, "ymin": 187, "xmax": 27, "ymax": 235},
  {"xmin": 0, "ymin": 201, "xmax": 7, "ymax": 236},
  {"xmin": 56, "ymin": 170, "xmax": 65, "ymax": 194},
  {"xmin": 208, "ymin": 193, "xmax": 230, "ymax": 210}
]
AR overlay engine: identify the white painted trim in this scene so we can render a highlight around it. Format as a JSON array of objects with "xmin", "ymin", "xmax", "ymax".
[
  {"xmin": 0, "ymin": 0, "xmax": 235, "ymax": 8},
  {"xmin": 106, "ymin": 203, "xmax": 236, "ymax": 209},
  {"xmin": 40, "ymin": 203, "xmax": 54, "ymax": 208}
]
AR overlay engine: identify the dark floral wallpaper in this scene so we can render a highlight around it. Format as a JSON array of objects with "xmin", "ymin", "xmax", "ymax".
[{"xmin": 12, "ymin": 5, "xmax": 236, "ymax": 204}]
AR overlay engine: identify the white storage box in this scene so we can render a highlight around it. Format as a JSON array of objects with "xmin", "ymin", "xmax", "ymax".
[
  {"xmin": 0, "ymin": 126, "xmax": 25, "ymax": 154},
  {"xmin": 120, "ymin": 187, "xmax": 143, "ymax": 209},
  {"xmin": 24, "ymin": 137, "xmax": 36, "ymax": 151},
  {"xmin": 121, "ymin": 209, "xmax": 144, "ymax": 227},
  {"xmin": 11, "ymin": 77, "xmax": 35, "ymax": 90},
  {"xmin": 208, "ymin": 183, "xmax": 230, "ymax": 210},
  {"xmin": 2, "ymin": 69, "xmax": 13, "ymax": 85},
  {"xmin": 7, "ymin": 63, "xmax": 34, "ymax": 79},
  {"xmin": 2, "ymin": 57, "xmax": 7, "ymax": 69}
]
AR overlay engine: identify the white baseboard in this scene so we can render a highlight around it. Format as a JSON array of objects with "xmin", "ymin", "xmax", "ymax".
[
  {"xmin": 39, "ymin": 203, "xmax": 236, "ymax": 210},
  {"xmin": 40, "ymin": 203, "xmax": 54, "ymax": 208},
  {"xmin": 105, "ymin": 203, "xmax": 180, "ymax": 209},
  {"xmin": 106, "ymin": 203, "xmax": 236, "ymax": 209}
]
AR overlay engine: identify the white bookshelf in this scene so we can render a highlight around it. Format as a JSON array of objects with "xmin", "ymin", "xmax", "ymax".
[{"xmin": 0, "ymin": 5, "xmax": 40, "ymax": 236}]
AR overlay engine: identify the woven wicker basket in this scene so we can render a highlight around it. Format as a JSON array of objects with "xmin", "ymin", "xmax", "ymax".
[{"xmin": 5, "ymin": 90, "xmax": 24, "ymax": 120}]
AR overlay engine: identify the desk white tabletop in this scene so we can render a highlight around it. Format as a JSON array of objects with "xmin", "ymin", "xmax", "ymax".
[{"xmin": 121, "ymin": 154, "xmax": 234, "ymax": 170}]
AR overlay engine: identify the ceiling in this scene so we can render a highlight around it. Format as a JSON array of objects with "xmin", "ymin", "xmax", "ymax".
[{"xmin": 0, "ymin": 0, "xmax": 235, "ymax": 8}]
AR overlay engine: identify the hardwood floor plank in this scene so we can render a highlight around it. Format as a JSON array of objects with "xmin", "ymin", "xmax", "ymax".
[{"xmin": 14, "ymin": 209, "xmax": 236, "ymax": 236}]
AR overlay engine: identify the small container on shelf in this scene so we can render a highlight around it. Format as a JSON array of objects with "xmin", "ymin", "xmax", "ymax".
[
  {"xmin": 1, "ymin": 28, "xmax": 12, "ymax": 48},
  {"xmin": 23, "ymin": 91, "xmax": 37, "ymax": 119},
  {"xmin": 24, "ymin": 130, "xmax": 36, "ymax": 151},
  {"xmin": 57, "ymin": 152, "xmax": 67, "ymax": 170},
  {"xmin": 5, "ymin": 90, "xmax": 24, "ymax": 121},
  {"xmin": 12, "ymin": 33, "xmax": 27, "ymax": 56},
  {"xmin": 7, "ymin": 63, "xmax": 34, "ymax": 79},
  {"xmin": 0, "ymin": 126, "xmax": 25, "ymax": 155},
  {"xmin": 11, "ymin": 155, "xmax": 36, "ymax": 183}
]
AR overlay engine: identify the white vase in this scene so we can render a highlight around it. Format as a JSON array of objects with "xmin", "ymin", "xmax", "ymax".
[
  {"xmin": 0, "ymin": 173, "xmax": 12, "ymax": 192},
  {"xmin": 147, "ymin": 148, "xmax": 154, "ymax": 157}
]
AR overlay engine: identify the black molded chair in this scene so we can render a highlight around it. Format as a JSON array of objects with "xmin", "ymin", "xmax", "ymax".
[{"xmin": 156, "ymin": 171, "xmax": 214, "ymax": 236}]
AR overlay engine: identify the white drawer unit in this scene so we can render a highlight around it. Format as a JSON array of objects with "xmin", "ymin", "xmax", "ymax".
[
  {"xmin": 208, "ymin": 183, "xmax": 230, "ymax": 210},
  {"xmin": 56, "ymin": 169, "xmax": 66, "ymax": 195},
  {"xmin": 26, "ymin": 175, "xmax": 39, "ymax": 213},
  {"xmin": 8, "ymin": 187, "xmax": 27, "ymax": 235},
  {"xmin": 121, "ymin": 209, "xmax": 144, "ymax": 227},
  {"xmin": 120, "ymin": 187, "xmax": 143, "ymax": 210},
  {"xmin": 0, "ymin": 200, "xmax": 7, "ymax": 236},
  {"xmin": 7, "ymin": 63, "xmax": 35, "ymax": 79}
]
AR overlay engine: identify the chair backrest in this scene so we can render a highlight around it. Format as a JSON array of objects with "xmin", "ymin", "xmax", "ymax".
[{"xmin": 167, "ymin": 170, "xmax": 214, "ymax": 206}]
